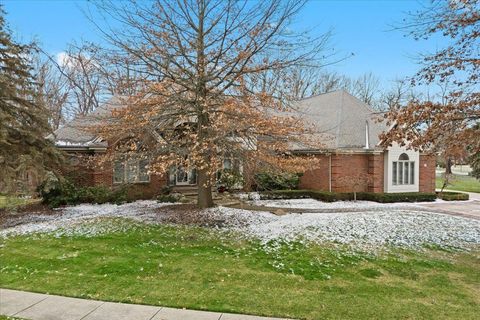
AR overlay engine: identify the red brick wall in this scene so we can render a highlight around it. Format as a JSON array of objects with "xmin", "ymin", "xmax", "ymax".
[
  {"xmin": 299, "ymin": 154, "xmax": 331, "ymax": 191},
  {"xmin": 419, "ymin": 153, "xmax": 436, "ymax": 193},
  {"xmin": 368, "ymin": 153, "xmax": 384, "ymax": 193},
  {"xmin": 299, "ymin": 153, "xmax": 385, "ymax": 193},
  {"xmin": 331, "ymin": 154, "xmax": 370, "ymax": 192},
  {"xmin": 65, "ymin": 152, "xmax": 167, "ymax": 199}
]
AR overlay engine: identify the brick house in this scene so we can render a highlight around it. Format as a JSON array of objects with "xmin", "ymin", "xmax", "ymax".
[{"xmin": 52, "ymin": 90, "xmax": 436, "ymax": 196}]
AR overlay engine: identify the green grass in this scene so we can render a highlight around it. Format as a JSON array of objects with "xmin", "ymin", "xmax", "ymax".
[
  {"xmin": 1, "ymin": 221, "xmax": 479, "ymax": 320},
  {"xmin": 436, "ymin": 174, "xmax": 480, "ymax": 193},
  {"xmin": 0, "ymin": 195, "xmax": 37, "ymax": 210}
]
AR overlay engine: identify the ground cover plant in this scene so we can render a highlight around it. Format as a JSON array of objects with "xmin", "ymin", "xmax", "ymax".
[
  {"xmin": 436, "ymin": 174, "xmax": 480, "ymax": 193},
  {"xmin": 1, "ymin": 213, "xmax": 479, "ymax": 320}
]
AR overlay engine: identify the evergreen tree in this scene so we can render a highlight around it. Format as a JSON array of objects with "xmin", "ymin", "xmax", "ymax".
[{"xmin": 0, "ymin": 8, "xmax": 60, "ymax": 193}]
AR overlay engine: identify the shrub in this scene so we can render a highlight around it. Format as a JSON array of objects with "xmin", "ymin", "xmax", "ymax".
[
  {"xmin": 260, "ymin": 190, "xmax": 350, "ymax": 202},
  {"xmin": 357, "ymin": 192, "xmax": 437, "ymax": 203},
  {"xmin": 437, "ymin": 191, "xmax": 469, "ymax": 201},
  {"xmin": 160, "ymin": 186, "xmax": 173, "ymax": 195},
  {"xmin": 217, "ymin": 169, "xmax": 244, "ymax": 191},
  {"xmin": 38, "ymin": 178, "xmax": 128, "ymax": 208},
  {"xmin": 255, "ymin": 172, "xmax": 301, "ymax": 191},
  {"xmin": 157, "ymin": 194, "xmax": 180, "ymax": 203},
  {"xmin": 259, "ymin": 190, "xmax": 437, "ymax": 203}
]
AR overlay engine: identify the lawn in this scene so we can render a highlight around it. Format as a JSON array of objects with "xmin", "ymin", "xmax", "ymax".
[
  {"xmin": 1, "ymin": 219, "xmax": 479, "ymax": 320},
  {"xmin": 0, "ymin": 195, "xmax": 37, "ymax": 210},
  {"xmin": 436, "ymin": 174, "xmax": 480, "ymax": 193}
]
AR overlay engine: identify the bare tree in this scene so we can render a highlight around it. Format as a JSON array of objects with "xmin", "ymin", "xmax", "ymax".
[
  {"xmin": 348, "ymin": 72, "xmax": 380, "ymax": 106},
  {"xmin": 33, "ymin": 56, "xmax": 70, "ymax": 130},
  {"xmin": 90, "ymin": 0, "xmax": 331, "ymax": 208}
]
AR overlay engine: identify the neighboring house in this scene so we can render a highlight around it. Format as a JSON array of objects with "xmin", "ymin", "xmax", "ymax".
[{"xmin": 52, "ymin": 90, "xmax": 436, "ymax": 196}]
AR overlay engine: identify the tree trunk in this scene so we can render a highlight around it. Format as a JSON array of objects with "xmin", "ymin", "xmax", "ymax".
[
  {"xmin": 197, "ymin": 169, "xmax": 214, "ymax": 208},
  {"xmin": 445, "ymin": 157, "xmax": 453, "ymax": 174}
]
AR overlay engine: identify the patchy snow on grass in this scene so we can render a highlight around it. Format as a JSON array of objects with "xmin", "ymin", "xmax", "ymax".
[
  {"xmin": 208, "ymin": 206, "xmax": 480, "ymax": 250},
  {"xmin": 0, "ymin": 200, "xmax": 173, "ymax": 238},
  {"xmin": 248, "ymin": 198, "xmax": 472, "ymax": 210},
  {"xmin": 2, "ymin": 199, "xmax": 480, "ymax": 251}
]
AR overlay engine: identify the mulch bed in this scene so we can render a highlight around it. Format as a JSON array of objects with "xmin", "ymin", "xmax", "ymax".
[
  {"xmin": 153, "ymin": 204, "xmax": 228, "ymax": 227},
  {"xmin": 0, "ymin": 203, "xmax": 56, "ymax": 229}
]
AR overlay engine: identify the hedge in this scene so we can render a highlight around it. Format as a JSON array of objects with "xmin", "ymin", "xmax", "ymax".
[
  {"xmin": 437, "ymin": 191, "xmax": 469, "ymax": 201},
  {"xmin": 38, "ymin": 179, "xmax": 128, "ymax": 208},
  {"xmin": 260, "ymin": 190, "xmax": 437, "ymax": 203}
]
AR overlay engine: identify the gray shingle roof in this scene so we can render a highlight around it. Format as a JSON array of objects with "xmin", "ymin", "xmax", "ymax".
[
  {"xmin": 292, "ymin": 90, "xmax": 387, "ymax": 150},
  {"xmin": 51, "ymin": 96, "xmax": 128, "ymax": 149},
  {"xmin": 53, "ymin": 90, "xmax": 387, "ymax": 151}
]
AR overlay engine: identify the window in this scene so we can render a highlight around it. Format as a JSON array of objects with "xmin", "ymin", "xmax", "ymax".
[
  {"xmin": 113, "ymin": 161, "xmax": 125, "ymax": 183},
  {"xmin": 392, "ymin": 153, "xmax": 415, "ymax": 186},
  {"xmin": 113, "ymin": 159, "xmax": 150, "ymax": 184}
]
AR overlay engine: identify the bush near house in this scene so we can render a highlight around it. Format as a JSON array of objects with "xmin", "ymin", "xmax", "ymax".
[
  {"xmin": 437, "ymin": 191, "xmax": 469, "ymax": 201},
  {"xmin": 254, "ymin": 172, "xmax": 301, "ymax": 191},
  {"xmin": 38, "ymin": 179, "xmax": 128, "ymax": 208},
  {"xmin": 260, "ymin": 190, "xmax": 438, "ymax": 203}
]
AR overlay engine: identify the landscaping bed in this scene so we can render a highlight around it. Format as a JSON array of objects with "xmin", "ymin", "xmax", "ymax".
[
  {"xmin": 258, "ymin": 190, "xmax": 439, "ymax": 203},
  {"xmin": 437, "ymin": 191, "xmax": 470, "ymax": 201}
]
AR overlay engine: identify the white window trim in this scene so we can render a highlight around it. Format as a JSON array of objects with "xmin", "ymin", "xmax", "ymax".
[
  {"xmin": 384, "ymin": 143, "xmax": 419, "ymax": 193},
  {"xmin": 392, "ymin": 160, "xmax": 415, "ymax": 186}
]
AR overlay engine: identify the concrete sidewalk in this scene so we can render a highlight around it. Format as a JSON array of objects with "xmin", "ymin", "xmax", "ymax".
[{"xmin": 0, "ymin": 288, "xmax": 287, "ymax": 320}]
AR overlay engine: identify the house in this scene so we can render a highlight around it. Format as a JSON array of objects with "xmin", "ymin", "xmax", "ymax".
[
  {"xmin": 292, "ymin": 90, "xmax": 435, "ymax": 193},
  {"xmin": 52, "ymin": 90, "xmax": 436, "ymax": 196}
]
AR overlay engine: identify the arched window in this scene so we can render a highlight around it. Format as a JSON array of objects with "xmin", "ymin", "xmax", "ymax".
[
  {"xmin": 392, "ymin": 153, "xmax": 415, "ymax": 186},
  {"xmin": 399, "ymin": 153, "xmax": 409, "ymax": 161}
]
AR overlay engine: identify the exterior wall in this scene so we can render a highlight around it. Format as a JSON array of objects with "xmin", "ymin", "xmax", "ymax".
[
  {"xmin": 63, "ymin": 152, "xmax": 96, "ymax": 187},
  {"xmin": 64, "ymin": 151, "xmax": 167, "ymax": 199},
  {"xmin": 383, "ymin": 143, "xmax": 420, "ymax": 193},
  {"xmin": 299, "ymin": 152, "xmax": 384, "ymax": 193},
  {"xmin": 419, "ymin": 153, "xmax": 436, "ymax": 193},
  {"xmin": 299, "ymin": 154, "xmax": 331, "ymax": 191},
  {"xmin": 368, "ymin": 153, "xmax": 384, "ymax": 193},
  {"xmin": 331, "ymin": 153, "xmax": 370, "ymax": 192}
]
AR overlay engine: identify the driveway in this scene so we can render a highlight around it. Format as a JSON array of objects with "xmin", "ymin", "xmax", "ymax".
[{"xmin": 423, "ymin": 190, "xmax": 480, "ymax": 220}]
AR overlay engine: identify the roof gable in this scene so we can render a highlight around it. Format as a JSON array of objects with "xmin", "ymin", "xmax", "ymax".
[{"xmin": 294, "ymin": 90, "xmax": 386, "ymax": 149}]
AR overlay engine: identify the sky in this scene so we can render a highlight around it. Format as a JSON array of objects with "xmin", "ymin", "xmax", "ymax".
[{"xmin": 2, "ymin": 0, "xmax": 445, "ymax": 89}]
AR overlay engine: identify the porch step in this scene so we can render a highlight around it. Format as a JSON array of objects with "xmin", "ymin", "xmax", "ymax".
[{"xmin": 171, "ymin": 186, "xmax": 216, "ymax": 195}]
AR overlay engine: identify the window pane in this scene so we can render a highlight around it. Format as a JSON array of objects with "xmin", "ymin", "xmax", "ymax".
[
  {"xmin": 398, "ymin": 162, "xmax": 403, "ymax": 185},
  {"xmin": 399, "ymin": 153, "xmax": 409, "ymax": 161},
  {"xmin": 223, "ymin": 158, "xmax": 232, "ymax": 170},
  {"xmin": 139, "ymin": 159, "xmax": 149, "ymax": 182},
  {"xmin": 404, "ymin": 162, "xmax": 409, "ymax": 185},
  {"xmin": 113, "ymin": 161, "xmax": 125, "ymax": 183},
  {"xmin": 410, "ymin": 162, "xmax": 415, "ymax": 185},
  {"xmin": 127, "ymin": 160, "xmax": 137, "ymax": 183},
  {"xmin": 168, "ymin": 166, "xmax": 176, "ymax": 185},
  {"xmin": 392, "ymin": 162, "xmax": 397, "ymax": 185},
  {"xmin": 189, "ymin": 169, "xmax": 197, "ymax": 184}
]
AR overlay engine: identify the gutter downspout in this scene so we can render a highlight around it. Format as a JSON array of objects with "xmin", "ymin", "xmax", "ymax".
[{"xmin": 329, "ymin": 153, "xmax": 332, "ymax": 192}]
